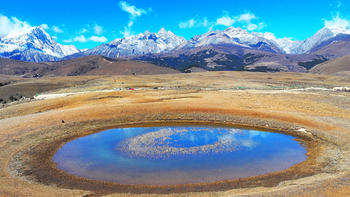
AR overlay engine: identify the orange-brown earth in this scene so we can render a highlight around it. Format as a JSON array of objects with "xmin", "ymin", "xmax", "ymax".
[{"xmin": 0, "ymin": 71, "xmax": 350, "ymax": 196}]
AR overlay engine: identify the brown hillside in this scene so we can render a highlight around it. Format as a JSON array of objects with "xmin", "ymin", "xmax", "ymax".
[
  {"xmin": 47, "ymin": 56, "xmax": 179, "ymax": 76},
  {"xmin": 0, "ymin": 56, "xmax": 179, "ymax": 77},
  {"xmin": 310, "ymin": 54, "xmax": 350, "ymax": 75}
]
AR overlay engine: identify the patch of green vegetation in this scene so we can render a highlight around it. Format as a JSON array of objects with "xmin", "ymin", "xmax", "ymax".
[
  {"xmin": 139, "ymin": 49, "xmax": 220, "ymax": 72},
  {"xmin": 243, "ymin": 53, "xmax": 266, "ymax": 65},
  {"xmin": 246, "ymin": 66, "xmax": 280, "ymax": 72},
  {"xmin": 298, "ymin": 56, "xmax": 328, "ymax": 70},
  {"xmin": 138, "ymin": 50, "xmax": 247, "ymax": 72},
  {"xmin": 213, "ymin": 54, "xmax": 245, "ymax": 71},
  {"xmin": 237, "ymin": 86, "xmax": 249, "ymax": 90}
]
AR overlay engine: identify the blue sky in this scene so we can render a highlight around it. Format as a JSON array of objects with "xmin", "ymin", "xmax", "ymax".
[{"xmin": 0, "ymin": 0, "xmax": 349, "ymax": 49}]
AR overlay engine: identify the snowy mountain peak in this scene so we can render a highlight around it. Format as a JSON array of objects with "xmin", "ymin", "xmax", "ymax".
[
  {"xmin": 290, "ymin": 27, "xmax": 350, "ymax": 54},
  {"xmin": 158, "ymin": 27, "xmax": 168, "ymax": 35},
  {"xmin": 182, "ymin": 26, "xmax": 285, "ymax": 53},
  {"xmin": 325, "ymin": 24, "xmax": 350, "ymax": 35},
  {"xmin": 85, "ymin": 28, "xmax": 186, "ymax": 58},
  {"xmin": 224, "ymin": 26, "xmax": 247, "ymax": 34},
  {"xmin": 143, "ymin": 30, "xmax": 151, "ymax": 37},
  {"xmin": 0, "ymin": 26, "xmax": 79, "ymax": 62}
]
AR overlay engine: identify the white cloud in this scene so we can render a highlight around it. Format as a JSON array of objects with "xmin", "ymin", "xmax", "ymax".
[
  {"xmin": 216, "ymin": 16, "xmax": 235, "ymax": 26},
  {"xmin": 324, "ymin": 13, "xmax": 350, "ymax": 32},
  {"xmin": 179, "ymin": 12, "xmax": 265, "ymax": 32},
  {"xmin": 247, "ymin": 24, "xmax": 258, "ymax": 31},
  {"xmin": 64, "ymin": 35, "xmax": 107, "ymax": 43},
  {"xmin": 0, "ymin": 14, "xmax": 32, "ymax": 36},
  {"xmin": 246, "ymin": 22, "xmax": 265, "ymax": 31},
  {"xmin": 119, "ymin": 1, "xmax": 146, "ymax": 18},
  {"xmin": 63, "ymin": 39, "xmax": 73, "ymax": 43},
  {"xmin": 179, "ymin": 18, "xmax": 214, "ymax": 29},
  {"xmin": 40, "ymin": 24, "xmax": 49, "ymax": 30},
  {"xmin": 238, "ymin": 13, "xmax": 257, "ymax": 23},
  {"xmin": 52, "ymin": 26, "xmax": 63, "ymax": 33},
  {"xmin": 119, "ymin": 1, "xmax": 148, "ymax": 37},
  {"xmin": 202, "ymin": 18, "xmax": 209, "ymax": 27},
  {"xmin": 94, "ymin": 24, "xmax": 103, "ymax": 35},
  {"xmin": 89, "ymin": 35, "xmax": 107, "ymax": 42},
  {"xmin": 179, "ymin": 19, "xmax": 196, "ymax": 29},
  {"xmin": 121, "ymin": 21, "xmax": 134, "ymax": 37},
  {"xmin": 74, "ymin": 35, "xmax": 87, "ymax": 42}
]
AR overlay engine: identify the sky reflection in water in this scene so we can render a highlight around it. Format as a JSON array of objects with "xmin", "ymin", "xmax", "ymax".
[{"xmin": 53, "ymin": 126, "xmax": 307, "ymax": 185}]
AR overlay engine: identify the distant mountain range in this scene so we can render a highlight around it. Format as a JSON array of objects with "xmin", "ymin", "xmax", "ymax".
[{"xmin": 1, "ymin": 25, "xmax": 350, "ymax": 74}]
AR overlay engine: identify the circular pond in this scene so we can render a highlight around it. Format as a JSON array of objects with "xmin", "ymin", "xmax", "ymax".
[{"xmin": 53, "ymin": 126, "xmax": 307, "ymax": 185}]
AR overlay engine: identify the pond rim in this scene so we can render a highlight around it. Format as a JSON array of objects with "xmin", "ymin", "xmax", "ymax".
[
  {"xmin": 12, "ymin": 120, "xmax": 326, "ymax": 194},
  {"xmin": 52, "ymin": 123, "xmax": 309, "ymax": 185}
]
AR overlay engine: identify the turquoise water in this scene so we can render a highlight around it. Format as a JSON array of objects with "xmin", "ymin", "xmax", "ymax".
[{"xmin": 53, "ymin": 126, "xmax": 307, "ymax": 185}]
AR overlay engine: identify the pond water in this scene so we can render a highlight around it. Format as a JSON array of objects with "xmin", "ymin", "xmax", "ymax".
[{"xmin": 53, "ymin": 126, "xmax": 307, "ymax": 185}]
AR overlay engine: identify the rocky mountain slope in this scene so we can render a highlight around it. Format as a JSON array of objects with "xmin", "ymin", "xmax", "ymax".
[
  {"xmin": 177, "ymin": 27, "xmax": 286, "ymax": 54},
  {"xmin": 83, "ymin": 28, "xmax": 186, "ymax": 58},
  {"xmin": 135, "ymin": 44, "xmax": 327, "ymax": 72},
  {"xmin": 1, "ymin": 25, "xmax": 350, "ymax": 74}
]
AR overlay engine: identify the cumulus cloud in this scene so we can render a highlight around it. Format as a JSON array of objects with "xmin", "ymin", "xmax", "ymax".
[
  {"xmin": 40, "ymin": 24, "xmax": 49, "ymax": 30},
  {"xmin": 0, "ymin": 14, "xmax": 32, "ymax": 36},
  {"xmin": 52, "ymin": 26, "xmax": 63, "ymax": 33},
  {"xmin": 246, "ymin": 22, "xmax": 265, "ymax": 31},
  {"xmin": 246, "ymin": 23, "xmax": 258, "ymax": 31},
  {"xmin": 64, "ymin": 35, "xmax": 107, "ymax": 43},
  {"xmin": 93, "ymin": 24, "xmax": 103, "ymax": 35},
  {"xmin": 119, "ymin": 1, "xmax": 148, "ymax": 37},
  {"xmin": 119, "ymin": 1, "xmax": 146, "ymax": 18},
  {"xmin": 89, "ymin": 35, "xmax": 107, "ymax": 42},
  {"xmin": 179, "ymin": 17, "xmax": 213, "ymax": 29},
  {"xmin": 74, "ymin": 35, "xmax": 87, "ymax": 42},
  {"xmin": 216, "ymin": 12, "xmax": 260, "ymax": 29},
  {"xmin": 216, "ymin": 16, "xmax": 235, "ymax": 26},
  {"xmin": 324, "ymin": 13, "xmax": 350, "ymax": 31},
  {"xmin": 202, "ymin": 18, "xmax": 209, "ymax": 28},
  {"xmin": 237, "ymin": 13, "xmax": 257, "ymax": 23},
  {"xmin": 179, "ymin": 19, "xmax": 196, "ymax": 28},
  {"xmin": 179, "ymin": 12, "xmax": 265, "ymax": 32}
]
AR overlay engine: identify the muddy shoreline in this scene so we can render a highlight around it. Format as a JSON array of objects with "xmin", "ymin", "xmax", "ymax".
[{"xmin": 9, "ymin": 113, "xmax": 336, "ymax": 195}]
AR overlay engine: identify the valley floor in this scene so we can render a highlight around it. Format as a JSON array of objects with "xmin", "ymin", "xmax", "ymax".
[{"xmin": 0, "ymin": 71, "xmax": 350, "ymax": 196}]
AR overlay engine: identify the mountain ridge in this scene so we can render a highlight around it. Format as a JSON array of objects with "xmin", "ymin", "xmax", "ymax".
[
  {"xmin": 1, "ymin": 25, "xmax": 350, "ymax": 74},
  {"xmin": 2, "ymin": 25, "xmax": 350, "ymax": 63}
]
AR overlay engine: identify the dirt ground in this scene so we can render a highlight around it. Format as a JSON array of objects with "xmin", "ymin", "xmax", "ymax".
[{"xmin": 0, "ymin": 71, "xmax": 350, "ymax": 196}]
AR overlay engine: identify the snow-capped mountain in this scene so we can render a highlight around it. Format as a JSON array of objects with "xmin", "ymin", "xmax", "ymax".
[
  {"xmin": 0, "ymin": 27, "xmax": 79, "ymax": 62},
  {"xmin": 85, "ymin": 28, "xmax": 186, "ymax": 58},
  {"xmin": 1, "ymin": 24, "xmax": 350, "ymax": 63},
  {"xmin": 270, "ymin": 37, "xmax": 301, "ymax": 54},
  {"xmin": 291, "ymin": 27, "xmax": 350, "ymax": 54},
  {"xmin": 179, "ymin": 27, "xmax": 287, "ymax": 53}
]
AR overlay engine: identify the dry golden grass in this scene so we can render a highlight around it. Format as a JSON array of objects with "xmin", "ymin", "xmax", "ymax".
[{"xmin": 0, "ymin": 71, "xmax": 350, "ymax": 196}]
